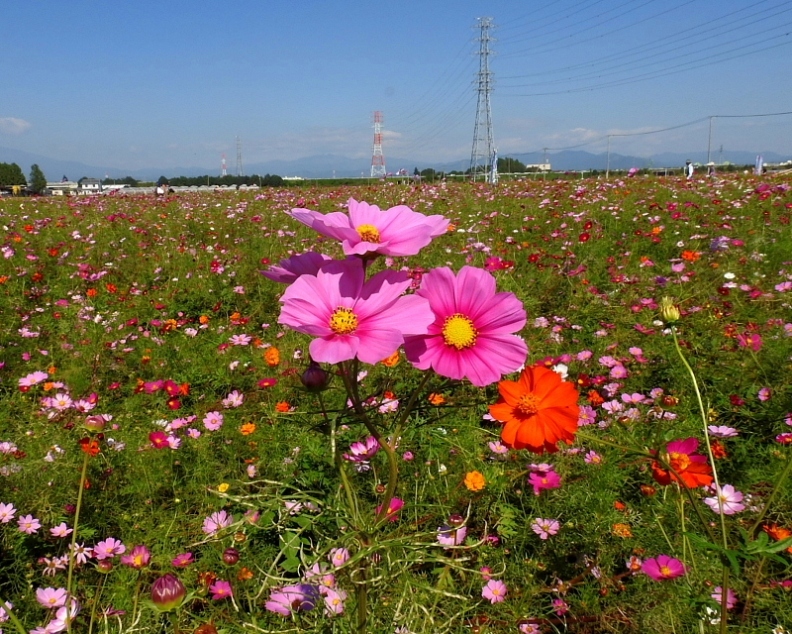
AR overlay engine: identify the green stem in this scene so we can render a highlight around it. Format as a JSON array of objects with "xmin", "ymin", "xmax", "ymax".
[
  {"xmin": 66, "ymin": 449, "xmax": 91, "ymax": 634},
  {"xmin": 749, "ymin": 452, "xmax": 792, "ymax": 536},
  {"xmin": 0, "ymin": 599, "xmax": 29, "ymax": 634}
]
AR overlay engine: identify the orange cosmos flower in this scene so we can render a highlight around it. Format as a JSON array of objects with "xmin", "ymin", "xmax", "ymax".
[
  {"xmin": 79, "ymin": 438, "xmax": 100, "ymax": 457},
  {"xmin": 275, "ymin": 401, "xmax": 291, "ymax": 413},
  {"xmin": 681, "ymin": 250, "xmax": 701, "ymax": 262},
  {"xmin": 240, "ymin": 423, "xmax": 256, "ymax": 436},
  {"xmin": 428, "ymin": 393, "xmax": 446, "ymax": 406},
  {"xmin": 651, "ymin": 438, "xmax": 713, "ymax": 488},
  {"xmin": 489, "ymin": 365, "xmax": 580, "ymax": 454},
  {"xmin": 381, "ymin": 350, "xmax": 401, "ymax": 367},
  {"xmin": 464, "ymin": 470, "xmax": 486, "ymax": 491},
  {"xmin": 264, "ymin": 347, "xmax": 280, "ymax": 367}
]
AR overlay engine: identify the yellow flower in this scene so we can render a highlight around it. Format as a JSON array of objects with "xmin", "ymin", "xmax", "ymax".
[
  {"xmin": 464, "ymin": 470, "xmax": 486, "ymax": 492},
  {"xmin": 217, "ymin": 483, "xmax": 230, "ymax": 493}
]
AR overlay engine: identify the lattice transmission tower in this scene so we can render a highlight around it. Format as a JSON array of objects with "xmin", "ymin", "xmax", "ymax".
[
  {"xmin": 469, "ymin": 17, "xmax": 496, "ymax": 183},
  {"xmin": 235, "ymin": 136, "xmax": 243, "ymax": 176},
  {"xmin": 221, "ymin": 153, "xmax": 227, "ymax": 177},
  {"xmin": 370, "ymin": 111, "xmax": 386, "ymax": 178}
]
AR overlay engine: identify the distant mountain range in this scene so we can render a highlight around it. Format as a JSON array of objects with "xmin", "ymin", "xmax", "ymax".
[{"xmin": 1, "ymin": 145, "xmax": 789, "ymax": 182}]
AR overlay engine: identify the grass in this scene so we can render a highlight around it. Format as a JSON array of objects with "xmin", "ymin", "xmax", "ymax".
[{"xmin": 1, "ymin": 173, "xmax": 792, "ymax": 633}]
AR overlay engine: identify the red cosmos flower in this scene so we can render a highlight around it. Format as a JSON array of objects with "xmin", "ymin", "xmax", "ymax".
[
  {"xmin": 578, "ymin": 232, "xmax": 590, "ymax": 242},
  {"xmin": 651, "ymin": 438, "xmax": 713, "ymax": 488},
  {"xmin": 79, "ymin": 438, "xmax": 101, "ymax": 457},
  {"xmin": 149, "ymin": 431, "xmax": 169, "ymax": 449}
]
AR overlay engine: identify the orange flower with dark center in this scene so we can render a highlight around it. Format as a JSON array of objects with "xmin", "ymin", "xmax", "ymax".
[{"xmin": 489, "ymin": 365, "xmax": 580, "ymax": 454}]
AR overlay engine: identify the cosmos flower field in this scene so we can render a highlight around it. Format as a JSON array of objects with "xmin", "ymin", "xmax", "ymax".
[{"xmin": 1, "ymin": 173, "xmax": 792, "ymax": 634}]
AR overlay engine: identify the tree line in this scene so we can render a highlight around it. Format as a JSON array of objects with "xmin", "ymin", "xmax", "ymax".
[{"xmin": 0, "ymin": 163, "xmax": 47, "ymax": 193}]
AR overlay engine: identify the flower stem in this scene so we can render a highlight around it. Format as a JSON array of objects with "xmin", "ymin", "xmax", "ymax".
[
  {"xmin": 66, "ymin": 449, "xmax": 91, "ymax": 634},
  {"xmin": 0, "ymin": 600, "xmax": 28, "ymax": 634}
]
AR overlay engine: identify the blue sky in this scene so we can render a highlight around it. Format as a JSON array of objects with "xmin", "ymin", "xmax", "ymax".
[{"xmin": 2, "ymin": 0, "xmax": 791, "ymax": 172}]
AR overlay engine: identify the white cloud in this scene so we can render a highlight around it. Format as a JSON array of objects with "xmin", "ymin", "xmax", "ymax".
[{"xmin": 0, "ymin": 117, "xmax": 32, "ymax": 135}]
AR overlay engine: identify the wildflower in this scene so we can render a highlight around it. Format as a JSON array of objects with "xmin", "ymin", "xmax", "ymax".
[
  {"xmin": 148, "ymin": 431, "xmax": 169, "ymax": 449},
  {"xmin": 552, "ymin": 598, "xmax": 569, "ymax": 615},
  {"xmin": 708, "ymin": 425, "xmax": 738, "ymax": 438},
  {"xmin": 279, "ymin": 258, "xmax": 434, "ymax": 365},
  {"xmin": 404, "ymin": 266, "xmax": 527, "ymax": 387},
  {"xmin": 172, "ymin": 552, "xmax": 194, "ymax": 568},
  {"xmin": 300, "ymin": 360, "xmax": 330, "ymax": 392},
  {"xmin": 265, "ymin": 584, "xmax": 319, "ymax": 616},
  {"xmin": 531, "ymin": 518, "xmax": 560, "ymax": 540},
  {"xmin": 584, "ymin": 450, "xmax": 602, "ymax": 465},
  {"xmin": 203, "ymin": 411, "xmax": 224, "ymax": 431},
  {"xmin": 18, "ymin": 514, "xmax": 41, "ymax": 534},
  {"xmin": 375, "ymin": 497, "xmax": 404, "ymax": 522},
  {"xmin": 79, "ymin": 437, "xmax": 101, "ymax": 456},
  {"xmin": 711, "ymin": 586, "xmax": 737, "ymax": 609},
  {"xmin": 240, "ymin": 422, "xmax": 256, "ymax": 435},
  {"xmin": 528, "ymin": 468, "xmax": 562, "ymax": 496},
  {"xmin": 35, "ymin": 587, "xmax": 68, "ymax": 609},
  {"xmin": 428, "ymin": 393, "xmax": 446, "ymax": 405},
  {"xmin": 258, "ymin": 377, "xmax": 277, "ymax": 388},
  {"xmin": 343, "ymin": 436, "xmax": 379, "ymax": 463},
  {"xmin": 209, "ymin": 579, "xmax": 233, "ymax": 601},
  {"xmin": 437, "ymin": 524, "xmax": 468, "ymax": 548},
  {"xmin": 489, "ymin": 365, "xmax": 579, "ymax": 454},
  {"xmin": 329, "ymin": 548, "xmax": 350, "ymax": 567},
  {"xmin": 261, "ymin": 251, "xmax": 333, "ymax": 284},
  {"xmin": 481, "ymin": 579, "xmax": 507, "ymax": 604},
  {"xmin": 651, "ymin": 438, "xmax": 714, "ymax": 488},
  {"xmin": 288, "ymin": 198, "xmax": 448, "ymax": 258},
  {"xmin": 93, "ymin": 537, "xmax": 126, "ymax": 560},
  {"xmin": 50, "ymin": 522, "xmax": 73, "ymax": 537},
  {"xmin": 203, "ymin": 510, "xmax": 234, "ymax": 536},
  {"xmin": 275, "ymin": 401, "xmax": 292, "ymax": 412},
  {"xmin": 222, "ymin": 390, "xmax": 244, "ymax": 408},
  {"xmin": 464, "ymin": 470, "xmax": 486, "ymax": 492},
  {"xmin": 0, "ymin": 502, "xmax": 17, "ymax": 523},
  {"xmin": 626, "ymin": 555, "xmax": 643, "ymax": 573},
  {"xmin": 150, "ymin": 574, "xmax": 186, "ymax": 612},
  {"xmin": 519, "ymin": 624, "xmax": 541, "ymax": 634},
  {"xmin": 120, "ymin": 545, "xmax": 151, "ymax": 569},
  {"xmin": 642, "ymin": 555, "xmax": 686, "ymax": 580},
  {"xmin": 217, "ymin": 483, "xmax": 229, "ymax": 493},
  {"xmin": 659, "ymin": 296, "xmax": 680, "ymax": 323},
  {"xmin": 381, "ymin": 350, "xmax": 400, "ymax": 367},
  {"xmin": 264, "ymin": 347, "xmax": 280, "ymax": 367},
  {"xmin": 612, "ymin": 523, "xmax": 633, "ymax": 538},
  {"xmin": 323, "ymin": 587, "xmax": 347, "ymax": 616},
  {"xmin": 704, "ymin": 484, "xmax": 745, "ymax": 515}
]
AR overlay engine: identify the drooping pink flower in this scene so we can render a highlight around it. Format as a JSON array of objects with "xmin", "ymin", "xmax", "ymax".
[
  {"xmin": 261, "ymin": 252, "xmax": 333, "ymax": 284},
  {"xmin": 641, "ymin": 554, "xmax": 686, "ymax": 580},
  {"xmin": 278, "ymin": 258, "xmax": 434, "ymax": 365},
  {"xmin": 288, "ymin": 198, "xmax": 448, "ymax": 258},
  {"xmin": 403, "ymin": 266, "xmax": 527, "ymax": 387}
]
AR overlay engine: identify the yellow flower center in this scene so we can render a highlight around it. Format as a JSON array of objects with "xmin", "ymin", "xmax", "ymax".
[
  {"xmin": 356, "ymin": 224, "xmax": 381, "ymax": 243},
  {"xmin": 659, "ymin": 565, "xmax": 672, "ymax": 577},
  {"xmin": 329, "ymin": 307, "xmax": 358, "ymax": 335},
  {"xmin": 668, "ymin": 451, "xmax": 691, "ymax": 472},
  {"xmin": 516, "ymin": 393, "xmax": 541, "ymax": 416},
  {"xmin": 442, "ymin": 314, "xmax": 477, "ymax": 350}
]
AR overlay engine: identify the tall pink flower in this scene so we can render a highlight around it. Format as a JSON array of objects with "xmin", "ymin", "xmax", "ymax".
[
  {"xmin": 261, "ymin": 252, "xmax": 332, "ymax": 284},
  {"xmin": 278, "ymin": 259, "xmax": 433, "ymax": 365},
  {"xmin": 288, "ymin": 198, "xmax": 449, "ymax": 258},
  {"xmin": 403, "ymin": 266, "xmax": 527, "ymax": 387},
  {"xmin": 642, "ymin": 555, "xmax": 686, "ymax": 580}
]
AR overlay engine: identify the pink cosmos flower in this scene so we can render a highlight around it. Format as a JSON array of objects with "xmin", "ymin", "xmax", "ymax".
[
  {"xmin": 261, "ymin": 252, "xmax": 333, "ymax": 284},
  {"xmin": 265, "ymin": 584, "xmax": 319, "ymax": 616},
  {"xmin": 403, "ymin": 266, "xmax": 527, "ymax": 387},
  {"xmin": 329, "ymin": 548, "xmax": 350, "ymax": 567},
  {"xmin": 209, "ymin": 579, "xmax": 233, "ymax": 600},
  {"xmin": 171, "ymin": 552, "xmax": 194, "ymax": 568},
  {"xmin": 93, "ymin": 537, "xmax": 126, "ymax": 560},
  {"xmin": 18, "ymin": 514, "xmax": 41, "ymax": 534},
  {"xmin": 50, "ymin": 523, "xmax": 73, "ymax": 537},
  {"xmin": 481, "ymin": 579, "xmax": 508, "ymax": 604},
  {"xmin": 120, "ymin": 545, "xmax": 151, "ymax": 569},
  {"xmin": 288, "ymin": 198, "xmax": 448, "ymax": 258},
  {"xmin": 712, "ymin": 586, "xmax": 737, "ymax": 609},
  {"xmin": 704, "ymin": 484, "xmax": 746, "ymax": 515},
  {"xmin": 531, "ymin": 518, "xmax": 560, "ymax": 540},
  {"xmin": 375, "ymin": 497, "xmax": 404, "ymax": 522},
  {"xmin": 641, "ymin": 555, "xmax": 686, "ymax": 580},
  {"xmin": 279, "ymin": 258, "xmax": 434, "ymax": 365},
  {"xmin": 203, "ymin": 411, "xmax": 224, "ymax": 431},
  {"xmin": 0, "ymin": 502, "xmax": 16, "ymax": 523},
  {"xmin": 323, "ymin": 587, "xmax": 347, "ymax": 615},
  {"xmin": 708, "ymin": 425, "xmax": 738, "ymax": 438},
  {"xmin": 528, "ymin": 466, "xmax": 562, "ymax": 496},
  {"xmin": 203, "ymin": 510, "xmax": 234, "ymax": 536},
  {"xmin": 35, "ymin": 587, "xmax": 68, "ymax": 609}
]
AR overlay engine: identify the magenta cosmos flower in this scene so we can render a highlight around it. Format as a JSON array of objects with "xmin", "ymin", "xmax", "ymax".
[
  {"xmin": 641, "ymin": 555, "xmax": 686, "ymax": 580},
  {"xmin": 403, "ymin": 266, "xmax": 527, "ymax": 387},
  {"xmin": 261, "ymin": 251, "xmax": 332, "ymax": 284},
  {"xmin": 279, "ymin": 259, "xmax": 434, "ymax": 365},
  {"xmin": 288, "ymin": 198, "xmax": 449, "ymax": 258}
]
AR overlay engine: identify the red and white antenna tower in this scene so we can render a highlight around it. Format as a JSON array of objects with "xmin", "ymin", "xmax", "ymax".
[
  {"xmin": 370, "ymin": 111, "xmax": 386, "ymax": 178},
  {"xmin": 221, "ymin": 153, "xmax": 227, "ymax": 177}
]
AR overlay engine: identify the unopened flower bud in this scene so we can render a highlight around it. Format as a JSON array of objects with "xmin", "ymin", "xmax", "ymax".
[
  {"xmin": 300, "ymin": 360, "xmax": 330, "ymax": 392},
  {"xmin": 96, "ymin": 560, "xmax": 114, "ymax": 574},
  {"xmin": 448, "ymin": 513, "xmax": 465, "ymax": 527},
  {"xmin": 222, "ymin": 548, "xmax": 240, "ymax": 565},
  {"xmin": 84, "ymin": 415, "xmax": 107, "ymax": 432},
  {"xmin": 659, "ymin": 297, "xmax": 680, "ymax": 323},
  {"xmin": 151, "ymin": 574, "xmax": 186, "ymax": 612}
]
